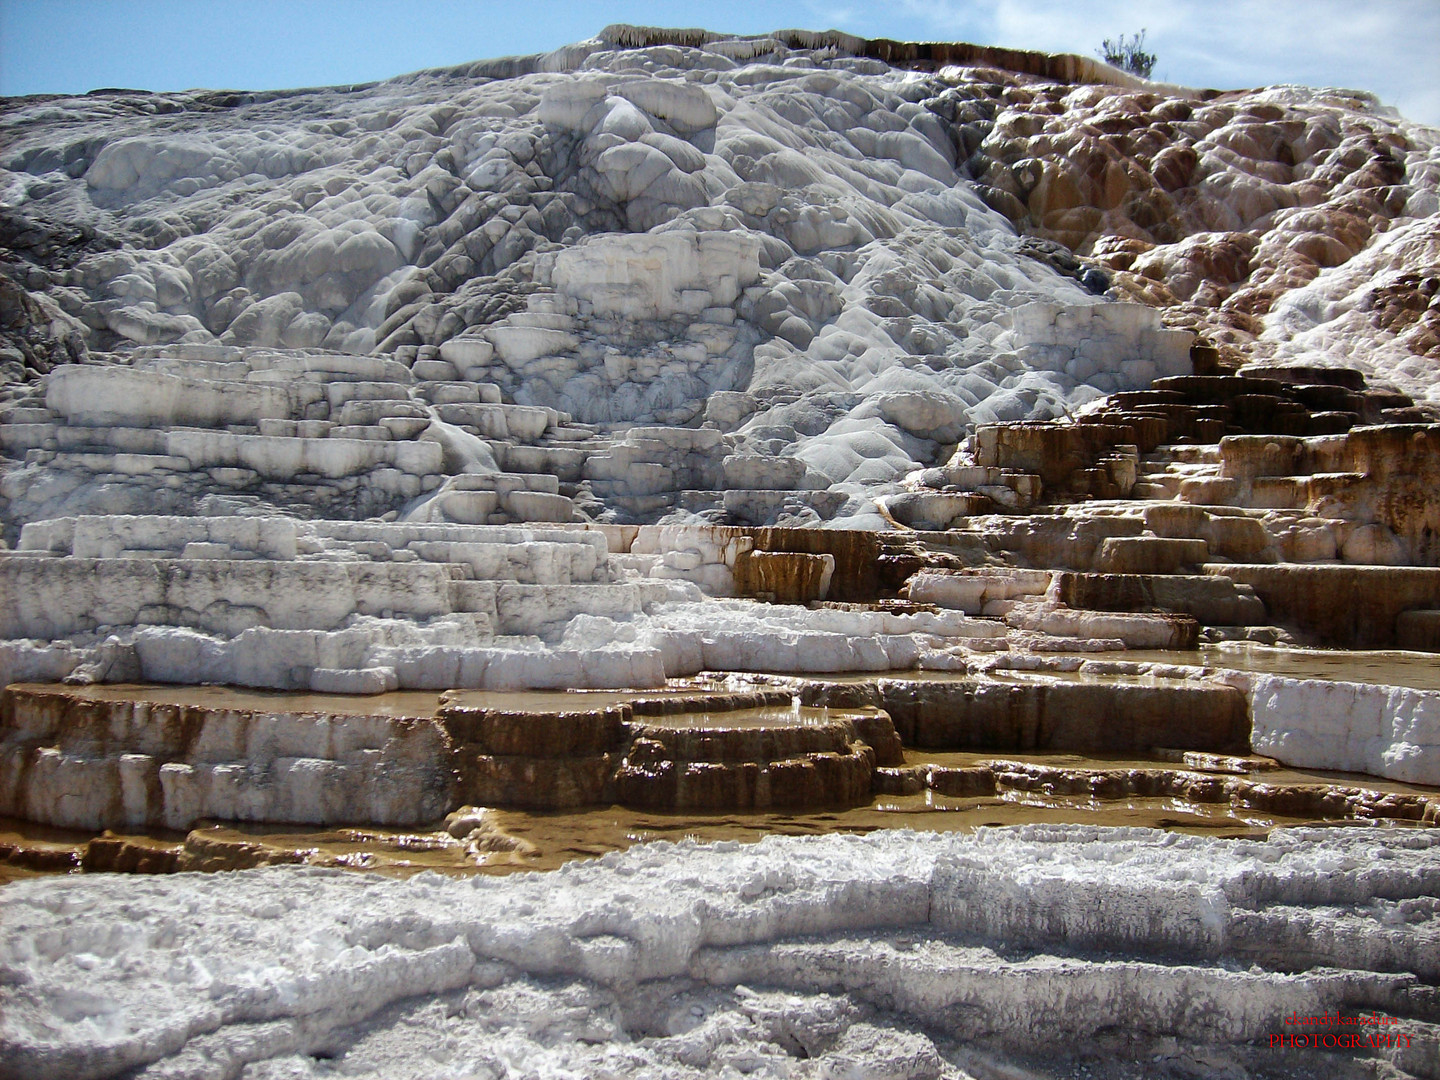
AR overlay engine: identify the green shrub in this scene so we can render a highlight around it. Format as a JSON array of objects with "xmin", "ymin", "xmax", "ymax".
[{"xmin": 1098, "ymin": 30, "xmax": 1156, "ymax": 79}]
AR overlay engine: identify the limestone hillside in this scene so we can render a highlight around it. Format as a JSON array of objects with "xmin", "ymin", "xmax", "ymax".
[{"xmin": 1, "ymin": 24, "xmax": 1437, "ymax": 529}]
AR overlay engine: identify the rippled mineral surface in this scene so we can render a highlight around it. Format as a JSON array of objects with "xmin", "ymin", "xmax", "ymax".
[
  {"xmin": 4, "ymin": 826, "xmax": 1440, "ymax": 1080},
  {"xmin": 4, "ymin": 22, "xmax": 1440, "ymax": 1080},
  {"xmin": 4, "ymin": 22, "xmax": 1436, "ymax": 530}
]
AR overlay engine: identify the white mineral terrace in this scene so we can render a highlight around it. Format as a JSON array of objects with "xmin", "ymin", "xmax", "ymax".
[
  {"xmin": 4, "ymin": 827, "xmax": 1440, "ymax": 1080},
  {"xmin": 3, "ymin": 20, "xmax": 1440, "ymax": 1080}
]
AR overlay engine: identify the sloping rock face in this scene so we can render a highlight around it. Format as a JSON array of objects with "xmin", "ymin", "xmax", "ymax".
[
  {"xmin": 961, "ymin": 76, "xmax": 1440, "ymax": 398},
  {"xmin": 5, "ymin": 25, "xmax": 1433, "ymax": 532},
  {"xmin": 5, "ymin": 33, "xmax": 1440, "ymax": 1079}
]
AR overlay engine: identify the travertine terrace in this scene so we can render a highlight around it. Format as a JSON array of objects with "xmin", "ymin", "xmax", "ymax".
[{"xmin": 3, "ymin": 25, "xmax": 1440, "ymax": 1079}]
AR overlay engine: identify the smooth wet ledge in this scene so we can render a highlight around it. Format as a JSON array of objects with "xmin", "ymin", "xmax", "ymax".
[
  {"xmin": 0, "ymin": 683, "xmax": 888, "ymax": 828},
  {"xmin": 6, "ymin": 657, "xmax": 1440, "ymax": 836}
]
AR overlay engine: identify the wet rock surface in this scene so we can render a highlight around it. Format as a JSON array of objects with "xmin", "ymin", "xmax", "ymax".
[
  {"xmin": 6, "ymin": 737, "xmax": 1439, "ymax": 888},
  {"xmin": 0, "ymin": 683, "xmax": 452, "ymax": 829},
  {"xmin": 0, "ymin": 682, "xmax": 898, "ymax": 824},
  {"xmin": 3, "ymin": 666, "xmax": 1437, "ymax": 837},
  {"xmin": 2, "ymin": 28, "xmax": 1440, "ymax": 773}
]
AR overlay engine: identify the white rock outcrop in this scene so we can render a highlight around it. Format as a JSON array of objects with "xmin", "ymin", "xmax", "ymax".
[
  {"xmin": 1246, "ymin": 672, "xmax": 1440, "ymax": 785},
  {"xmin": 552, "ymin": 231, "xmax": 762, "ymax": 320},
  {"xmin": 0, "ymin": 26, "xmax": 1286, "ymax": 532},
  {"xmin": 2, "ymin": 35, "xmax": 1440, "ymax": 1022}
]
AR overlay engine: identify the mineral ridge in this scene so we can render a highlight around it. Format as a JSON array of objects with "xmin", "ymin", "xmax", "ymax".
[{"xmin": 4, "ymin": 826, "xmax": 1440, "ymax": 1079}]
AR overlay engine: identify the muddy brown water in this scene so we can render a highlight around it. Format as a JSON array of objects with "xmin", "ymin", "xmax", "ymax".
[
  {"xmin": 0, "ymin": 790, "xmax": 1362, "ymax": 885},
  {"xmin": 4, "ymin": 650, "xmax": 1438, "ymax": 884},
  {"xmin": 22, "ymin": 680, "xmax": 763, "ymax": 720},
  {"xmin": 4, "ymin": 748, "xmax": 1434, "ymax": 885},
  {"xmin": 1112, "ymin": 644, "xmax": 1440, "ymax": 690}
]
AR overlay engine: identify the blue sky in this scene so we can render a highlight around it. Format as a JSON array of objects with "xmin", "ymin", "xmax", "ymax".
[{"xmin": 2, "ymin": 0, "xmax": 1437, "ymax": 126}]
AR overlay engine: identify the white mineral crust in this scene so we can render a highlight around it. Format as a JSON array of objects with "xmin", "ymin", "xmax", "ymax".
[
  {"xmin": 2, "ymin": 41, "xmax": 1440, "ymax": 1080},
  {"xmin": 0, "ymin": 24, "xmax": 1243, "ymax": 534},
  {"xmin": 2, "ymin": 826, "xmax": 1438, "ymax": 1079},
  {"xmin": 1246, "ymin": 672, "xmax": 1440, "ymax": 785}
]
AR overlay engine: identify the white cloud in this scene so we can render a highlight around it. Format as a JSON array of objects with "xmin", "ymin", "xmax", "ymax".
[{"xmin": 799, "ymin": 0, "xmax": 866, "ymax": 31}]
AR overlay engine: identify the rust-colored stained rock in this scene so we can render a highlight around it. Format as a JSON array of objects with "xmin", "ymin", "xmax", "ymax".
[
  {"xmin": 0, "ymin": 839, "xmax": 83, "ymax": 873},
  {"xmin": 1364, "ymin": 271, "xmax": 1440, "ymax": 360},
  {"xmin": 733, "ymin": 549, "xmax": 834, "ymax": 603},
  {"xmin": 0, "ymin": 682, "xmax": 900, "ymax": 820},
  {"xmin": 973, "ymin": 760, "xmax": 1440, "ymax": 822},
  {"xmin": 625, "ymin": 713, "xmax": 856, "ymax": 762},
  {"xmin": 614, "ymin": 706, "xmax": 878, "ymax": 811},
  {"xmin": 961, "ymin": 77, "xmax": 1434, "ymax": 385},
  {"xmin": 1093, "ymin": 536, "xmax": 1209, "ymax": 575},
  {"xmin": 872, "ymin": 765, "xmax": 928, "ymax": 796},
  {"xmin": 175, "ymin": 830, "xmax": 310, "ymax": 872},
  {"xmin": 1396, "ymin": 610, "xmax": 1440, "ymax": 651},
  {"xmin": 0, "ymin": 684, "xmax": 455, "ymax": 829},
  {"xmin": 614, "ymin": 742, "xmax": 874, "ymax": 811},
  {"xmin": 850, "ymin": 711, "xmax": 905, "ymax": 766},
  {"xmin": 749, "ymin": 528, "xmax": 882, "ymax": 602},
  {"xmin": 1211, "ymin": 564, "xmax": 1440, "ymax": 648},
  {"xmin": 439, "ymin": 704, "xmax": 626, "ymax": 757},
  {"xmin": 81, "ymin": 833, "xmax": 183, "ymax": 874},
  {"xmin": 629, "ymin": 690, "xmax": 795, "ymax": 716},
  {"xmin": 974, "ymin": 422, "xmax": 1138, "ymax": 488},
  {"xmin": 872, "ymin": 678, "xmax": 1249, "ymax": 754},
  {"xmin": 765, "ymin": 746, "xmax": 874, "ymax": 810},
  {"xmin": 1055, "ymin": 572, "xmax": 1265, "ymax": 626},
  {"xmin": 926, "ymin": 766, "xmax": 999, "ymax": 798},
  {"xmin": 460, "ymin": 752, "xmax": 616, "ymax": 810}
]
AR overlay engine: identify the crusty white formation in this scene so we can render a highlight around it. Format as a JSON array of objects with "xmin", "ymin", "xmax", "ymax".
[
  {"xmin": 6, "ymin": 511, "xmax": 1440, "ymax": 790},
  {"xmin": 4, "ymin": 25, "xmax": 1438, "ymax": 540},
  {"xmin": 1245, "ymin": 672, "xmax": 1440, "ymax": 786},
  {"xmin": 0, "ymin": 514, "xmax": 998, "ymax": 693},
  {"xmin": 0, "ymin": 27, "xmax": 1212, "ymax": 534},
  {"xmin": 4, "ymin": 52, "xmax": 1440, "ymax": 1080},
  {"xmin": 3, "ymin": 826, "xmax": 1438, "ymax": 1079}
]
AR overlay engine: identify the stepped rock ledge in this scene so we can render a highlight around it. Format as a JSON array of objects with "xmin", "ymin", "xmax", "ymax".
[{"xmin": 3, "ymin": 25, "xmax": 1440, "ymax": 1080}]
